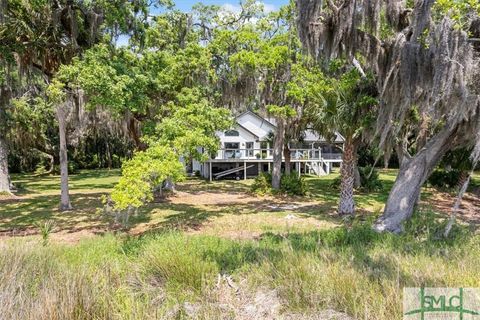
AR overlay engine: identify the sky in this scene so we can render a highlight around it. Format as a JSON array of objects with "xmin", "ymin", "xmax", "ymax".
[{"xmin": 173, "ymin": 0, "xmax": 289, "ymax": 12}]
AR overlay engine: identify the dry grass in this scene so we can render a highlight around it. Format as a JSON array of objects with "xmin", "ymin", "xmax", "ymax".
[
  {"xmin": 1, "ymin": 221, "xmax": 479, "ymax": 319},
  {"xmin": 1, "ymin": 169, "xmax": 480, "ymax": 319}
]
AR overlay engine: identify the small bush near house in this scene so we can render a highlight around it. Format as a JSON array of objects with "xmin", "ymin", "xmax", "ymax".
[
  {"xmin": 251, "ymin": 171, "xmax": 307, "ymax": 196},
  {"xmin": 251, "ymin": 172, "xmax": 272, "ymax": 195},
  {"xmin": 280, "ymin": 172, "xmax": 307, "ymax": 196}
]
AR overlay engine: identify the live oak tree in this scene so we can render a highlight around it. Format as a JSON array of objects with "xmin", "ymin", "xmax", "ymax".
[
  {"xmin": 1, "ymin": 0, "xmax": 167, "ymax": 208},
  {"xmin": 111, "ymin": 88, "xmax": 232, "ymax": 210},
  {"xmin": 0, "ymin": 0, "xmax": 104, "ymax": 204},
  {"xmin": 297, "ymin": 0, "xmax": 480, "ymax": 232},
  {"xmin": 51, "ymin": 9, "xmax": 232, "ymax": 210}
]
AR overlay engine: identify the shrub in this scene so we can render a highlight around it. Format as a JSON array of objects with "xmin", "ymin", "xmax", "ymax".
[
  {"xmin": 53, "ymin": 162, "xmax": 79, "ymax": 175},
  {"xmin": 358, "ymin": 166, "xmax": 383, "ymax": 192},
  {"xmin": 280, "ymin": 172, "xmax": 307, "ymax": 196},
  {"xmin": 251, "ymin": 171, "xmax": 307, "ymax": 196},
  {"xmin": 251, "ymin": 172, "xmax": 272, "ymax": 195},
  {"xmin": 330, "ymin": 175, "xmax": 342, "ymax": 190},
  {"xmin": 428, "ymin": 169, "xmax": 462, "ymax": 189}
]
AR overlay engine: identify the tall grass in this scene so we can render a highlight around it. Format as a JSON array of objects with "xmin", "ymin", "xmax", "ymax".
[{"xmin": 1, "ymin": 215, "xmax": 480, "ymax": 319}]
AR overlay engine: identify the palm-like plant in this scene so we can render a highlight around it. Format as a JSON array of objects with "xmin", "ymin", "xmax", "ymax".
[{"xmin": 310, "ymin": 68, "xmax": 378, "ymax": 215}]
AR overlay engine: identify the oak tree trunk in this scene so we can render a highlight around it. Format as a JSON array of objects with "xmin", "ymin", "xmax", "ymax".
[
  {"xmin": 374, "ymin": 127, "xmax": 455, "ymax": 233},
  {"xmin": 0, "ymin": 135, "xmax": 10, "ymax": 193},
  {"xmin": 106, "ymin": 141, "xmax": 112, "ymax": 169},
  {"xmin": 284, "ymin": 143, "xmax": 291, "ymax": 175},
  {"xmin": 338, "ymin": 137, "xmax": 356, "ymax": 215},
  {"xmin": 57, "ymin": 103, "xmax": 72, "ymax": 211},
  {"xmin": 272, "ymin": 118, "xmax": 285, "ymax": 190},
  {"xmin": 383, "ymin": 149, "xmax": 391, "ymax": 169},
  {"xmin": 0, "ymin": 89, "xmax": 10, "ymax": 194}
]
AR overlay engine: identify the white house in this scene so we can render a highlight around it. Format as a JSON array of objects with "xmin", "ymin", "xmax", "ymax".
[{"xmin": 192, "ymin": 111, "xmax": 344, "ymax": 180}]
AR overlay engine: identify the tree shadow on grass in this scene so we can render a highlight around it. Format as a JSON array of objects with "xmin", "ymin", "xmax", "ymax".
[
  {"xmin": 176, "ymin": 178, "xmax": 252, "ymax": 195},
  {"xmin": 129, "ymin": 203, "xmax": 224, "ymax": 235},
  {"xmin": 0, "ymin": 192, "xmax": 108, "ymax": 235},
  {"xmin": 11, "ymin": 169, "xmax": 120, "ymax": 196}
]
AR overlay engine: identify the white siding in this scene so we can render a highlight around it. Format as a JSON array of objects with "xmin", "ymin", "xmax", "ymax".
[{"xmin": 217, "ymin": 125, "xmax": 257, "ymax": 147}]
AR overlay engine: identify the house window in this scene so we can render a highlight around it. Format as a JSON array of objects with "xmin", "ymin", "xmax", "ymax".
[
  {"xmin": 260, "ymin": 141, "xmax": 269, "ymax": 158},
  {"xmin": 224, "ymin": 142, "xmax": 239, "ymax": 149},
  {"xmin": 246, "ymin": 142, "xmax": 254, "ymax": 157},
  {"xmin": 225, "ymin": 130, "xmax": 239, "ymax": 137},
  {"xmin": 224, "ymin": 142, "xmax": 240, "ymax": 159}
]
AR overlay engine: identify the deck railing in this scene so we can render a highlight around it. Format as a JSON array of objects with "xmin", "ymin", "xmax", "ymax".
[{"xmin": 213, "ymin": 149, "xmax": 342, "ymax": 161}]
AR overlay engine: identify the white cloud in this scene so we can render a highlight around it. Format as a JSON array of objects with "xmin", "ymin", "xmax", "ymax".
[
  {"xmin": 262, "ymin": 2, "xmax": 277, "ymax": 13},
  {"xmin": 220, "ymin": 3, "xmax": 242, "ymax": 14},
  {"xmin": 220, "ymin": 1, "xmax": 278, "ymax": 15}
]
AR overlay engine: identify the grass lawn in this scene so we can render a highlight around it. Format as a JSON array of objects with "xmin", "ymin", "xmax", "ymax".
[
  {"xmin": 0, "ymin": 169, "xmax": 398, "ymax": 237},
  {"xmin": 2, "ymin": 168, "xmax": 472, "ymax": 238},
  {"xmin": 1, "ymin": 170, "xmax": 121, "ymax": 236},
  {"xmin": 1, "ymin": 169, "xmax": 480, "ymax": 319}
]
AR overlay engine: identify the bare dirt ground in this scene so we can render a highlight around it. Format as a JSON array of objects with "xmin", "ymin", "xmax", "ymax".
[
  {"xmin": 1, "ymin": 181, "xmax": 331, "ymax": 244},
  {"xmin": 426, "ymin": 189, "xmax": 480, "ymax": 225},
  {"xmin": 3, "ymin": 176, "xmax": 479, "ymax": 244}
]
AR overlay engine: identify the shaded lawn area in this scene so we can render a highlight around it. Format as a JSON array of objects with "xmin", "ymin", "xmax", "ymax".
[
  {"xmin": 1, "ymin": 170, "xmax": 121, "ymax": 234},
  {"xmin": 305, "ymin": 169, "xmax": 397, "ymax": 214},
  {"xmin": 1, "ymin": 169, "xmax": 479, "ymax": 241}
]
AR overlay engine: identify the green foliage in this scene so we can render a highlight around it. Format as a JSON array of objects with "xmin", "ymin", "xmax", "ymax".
[
  {"xmin": 428, "ymin": 169, "xmax": 463, "ymax": 189},
  {"xmin": 331, "ymin": 166, "xmax": 383, "ymax": 192},
  {"xmin": 151, "ymin": 88, "xmax": 233, "ymax": 162},
  {"xmin": 440, "ymin": 148, "xmax": 474, "ymax": 172},
  {"xmin": 266, "ymin": 104, "xmax": 296, "ymax": 119},
  {"xmin": 280, "ymin": 172, "xmax": 307, "ymax": 196},
  {"xmin": 34, "ymin": 220, "xmax": 55, "ymax": 246},
  {"xmin": 251, "ymin": 172, "xmax": 272, "ymax": 195},
  {"xmin": 111, "ymin": 145, "xmax": 185, "ymax": 210},
  {"xmin": 433, "ymin": 0, "xmax": 480, "ymax": 30},
  {"xmin": 251, "ymin": 171, "xmax": 306, "ymax": 196},
  {"xmin": 358, "ymin": 166, "xmax": 383, "ymax": 192},
  {"xmin": 110, "ymin": 88, "xmax": 232, "ymax": 210},
  {"xmin": 308, "ymin": 66, "xmax": 378, "ymax": 143},
  {"xmin": 45, "ymin": 80, "xmax": 66, "ymax": 104}
]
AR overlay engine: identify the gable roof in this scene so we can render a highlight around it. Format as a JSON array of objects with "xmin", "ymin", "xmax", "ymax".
[
  {"xmin": 303, "ymin": 130, "xmax": 345, "ymax": 143},
  {"xmin": 234, "ymin": 110, "xmax": 345, "ymax": 144},
  {"xmin": 236, "ymin": 123, "xmax": 259, "ymax": 138},
  {"xmin": 236, "ymin": 110, "xmax": 277, "ymax": 128}
]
